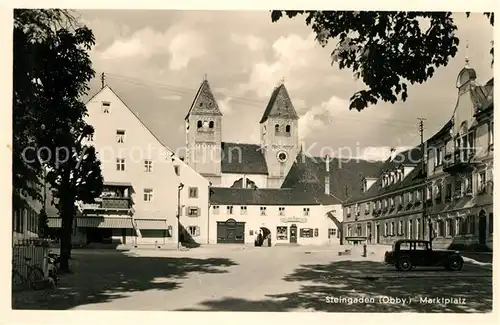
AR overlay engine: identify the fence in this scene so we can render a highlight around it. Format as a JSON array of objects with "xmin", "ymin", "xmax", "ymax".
[{"xmin": 12, "ymin": 238, "xmax": 50, "ymax": 280}]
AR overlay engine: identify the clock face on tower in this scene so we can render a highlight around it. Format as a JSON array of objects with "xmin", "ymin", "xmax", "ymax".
[{"xmin": 277, "ymin": 150, "xmax": 288, "ymax": 163}]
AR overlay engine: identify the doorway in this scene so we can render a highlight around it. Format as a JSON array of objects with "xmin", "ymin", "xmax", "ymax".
[
  {"xmin": 375, "ymin": 224, "xmax": 380, "ymax": 244},
  {"xmin": 289, "ymin": 224, "xmax": 297, "ymax": 244},
  {"xmin": 478, "ymin": 210, "xmax": 487, "ymax": 247}
]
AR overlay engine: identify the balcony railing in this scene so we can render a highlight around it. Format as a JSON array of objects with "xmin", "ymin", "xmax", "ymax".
[
  {"xmin": 81, "ymin": 197, "xmax": 133, "ymax": 211},
  {"xmin": 443, "ymin": 148, "xmax": 476, "ymax": 174}
]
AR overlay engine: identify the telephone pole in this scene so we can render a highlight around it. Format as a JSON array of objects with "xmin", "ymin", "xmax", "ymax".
[{"xmin": 418, "ymin": 118, "xmax": 432, "ymax": 243}]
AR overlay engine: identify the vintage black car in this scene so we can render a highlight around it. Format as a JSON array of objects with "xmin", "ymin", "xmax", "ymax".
[{"xmin": 384, "ymin": 239, "xmax": 464, "ymax": 271}]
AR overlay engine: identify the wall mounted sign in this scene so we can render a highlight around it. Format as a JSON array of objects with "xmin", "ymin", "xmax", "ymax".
[{"xmin": 280, "ymin": 216, "xmax": 307, "ymax": 223}]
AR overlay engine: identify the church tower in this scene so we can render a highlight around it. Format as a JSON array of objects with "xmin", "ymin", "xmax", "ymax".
[
  {"xmin": 185, "ymin": 78, "xmax": 223, "ymax": 185},
  {"xmin": 260, "ymin": 82, "xmax": 300, "ymax": 188}
]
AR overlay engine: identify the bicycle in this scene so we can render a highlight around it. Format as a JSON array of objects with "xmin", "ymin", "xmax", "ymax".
[{"xmin": 12, "ymin": 255, "xmax": 46, "ymax": 291}]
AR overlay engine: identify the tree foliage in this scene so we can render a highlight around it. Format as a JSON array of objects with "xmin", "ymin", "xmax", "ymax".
[
  {"xmin": 13, "ymin": 9, "xmax": 103, "ymax": 270},
  {"xmin": 271, "ymin": 11, "xmax": 494, "ymax": 111}
]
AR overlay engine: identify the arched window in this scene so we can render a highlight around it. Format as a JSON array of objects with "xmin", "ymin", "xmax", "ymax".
[
  {"xmin": 285, "ymin": 125, "xmax": 291, "ymax": 133},
  {"xmin": 274, "ymin": 124, "xmax": 280, "ymax": 134},
  {"xmin": 460, "ymin": 121, "xmax": 468, "ymax": 135},
  {"xmin": 209, "ymin": 121, "xmax": 214, "ymax": 128},
  {"xmin": 197, "ymin": 120, "xmax": 202, "ymax": 128}
]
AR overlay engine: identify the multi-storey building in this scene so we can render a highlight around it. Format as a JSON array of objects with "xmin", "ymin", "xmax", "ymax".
[
  {"xmin": 47, "ymin": 86, "xmax": 210, "ymax": 247},
  {"xmin": 426, "ymin": 64, "xmax": 493, "ymax": 250},
  {"xmin": 342, "ymin": 148, "xmax": 427, "ymax": 245},
  {"xmin": 342, "ymin": 62, "xmax": 494, "ymax": 251}
]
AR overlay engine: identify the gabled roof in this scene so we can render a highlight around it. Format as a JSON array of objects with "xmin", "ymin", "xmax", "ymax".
[
  {"xmin": 210, "ymin": 186, "xmax": 340, "ymax": 206},
  {"xmin": 221, "ymin": 142, "xmax": 268, "ymax": 175},
  {"xmin": 185, "ymin": 80, "xmax": 223, "ymax": 120},
  {"xmin": 344, "ymin": 148, "xmax": 425, "ymax": 204},
  {"xmin": 281, "ymin": 153, "xmax": 383, "ymax": 204},
  {"xmin": 259, "ymin": 83, "xmax": 299, "ymax": 123},
  {"xmin": 85, "ymin": 85, "xmax": 208, "ymax": 184}
]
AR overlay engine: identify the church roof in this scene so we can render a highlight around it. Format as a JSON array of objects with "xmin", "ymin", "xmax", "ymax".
[
  {"xmin": 281, "ymin": 154, "xmax": 384, "ymax": 204},
  {"xmin": 185, "ymin": 79, "xmax": 223, "ymax": 120},
  {"xmin": 221, "ymin": 142, "xmax": 268, "ymax": 175},
  {"xmin": 259, "ymin": 84, "xmax": 299, "ymax": 123},
  {"xmin": 210, "ymin": 186, "xmax": 341, "ymax": 206}
]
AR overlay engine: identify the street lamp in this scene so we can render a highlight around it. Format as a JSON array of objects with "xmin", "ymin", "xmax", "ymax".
[{"xmin": 177, "ymin": 183, "xmax": 184, "ymax": 250}]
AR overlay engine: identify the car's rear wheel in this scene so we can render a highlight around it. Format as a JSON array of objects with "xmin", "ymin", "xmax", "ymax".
[
  {"xmin": 397, "ymin": 257, "xmax": 413, "ymax": 271},
  {"xmin": 445, "ymin": 256, "xmax": 463, "ymax": 271}
]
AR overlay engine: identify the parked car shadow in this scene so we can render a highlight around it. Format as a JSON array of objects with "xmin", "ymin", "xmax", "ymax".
[
  {"xmin": 177, "ymin": 260, "xmax": 492, "ymax": 312},
  {"xmin": 12, "ymin": 250, "xmax": 237, "ymax": 310}
]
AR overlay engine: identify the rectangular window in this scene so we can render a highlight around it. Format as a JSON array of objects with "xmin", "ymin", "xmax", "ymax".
[
  {"xmin": 174, "ymin": 165, "xmax": 180, "ymax": 176},
  {"xmin": 143, "ymin": 188, "xmax": 153, "ymax": 202},
  {"xmin": 398, "ymin": 220, "xmax": 403, "ymax": 235},
  {"xmin": 240, "ymin": 206, "xmax": 247, "ymax": 215},
  {"xmin": 446, "ymin": 219, "xmax": 452, "ymax": 237},
  {"xmin": 328, "ymin": 228, "xmax": 337, "ymax": 238},
  {"xmin": 227, "ymin": 206, "xmax": 233, "ymax": 215},
  {"xmin": 278, "ymin": 207, "xmax": 285, "ymax": 216},
  {"xmin": 116, "ymin": 130, "xmax": 125, "ymax": 143},
  {"xmin": 445, "ymin": 183, "xmax": 452, "ymax": 202},
  {"xmin": 188, "ymin": 207, "xmax": 199, "ymax": 217},
  {"xmin": 276, "ymin": 226, "xmax": 288, "ymax": 240},
  {"xmin": 188, "ymin": 187, "xmax": 198, "ymax": 198},
  {"xmin": 489, "ymin": 122, "xmax": 494, "ymax": 146},
  {"xmin": 303, "ymin": 207, "xmax": 310, "ymax": 216},
  {"xmin": 478, "ymin": 171, "xmax": 486, "ymax": 194},
  {"xmin": 212, "ymin": 205, "xmax": 219, "ymax": 215},
  {"xmin": 299, "ymin": 228, "xmax": 314, "ymax": 238},
  {"xmin": 260, "ymin": 207, "xmax": 267, "ymax": 215},
  {"xmin": 102, "ymin": 101, "xmax": 110, "ymax": 113},
  {"xmin": 314, "ymin": 228, "xmax": 319, "ymax": 237},
  {"xmin": 116, "ymin": 158, "xmax": 125, "ymax": 171},
  {"xmin": 144, "ymin": 160, "xmax": 153, "ymax": 172},
  {"xmin": 188, "ymin": 226, "xmax": 200, "ymax": 237}
]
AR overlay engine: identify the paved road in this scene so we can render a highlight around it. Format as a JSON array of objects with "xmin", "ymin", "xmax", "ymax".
[{"xmin": 12, "ymin": 246, "xmax": 492, "ymax": 312}]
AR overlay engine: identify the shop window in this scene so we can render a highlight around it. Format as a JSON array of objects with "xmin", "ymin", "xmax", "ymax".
[
  {"xmin": 299, "ymin": 228, "xmax": 314, "ymax": 238},
  {"xmin": 276, "ymin": 226, "xmax": 287, "ymax": 240}
]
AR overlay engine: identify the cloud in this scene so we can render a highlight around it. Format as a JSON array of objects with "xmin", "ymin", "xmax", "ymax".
[
  {"xmin": 353, "ymin": 146, "xmax": 414, "ymax": 162},
  {"xmin": 237, "ymin": 33, "xmax": 317, "ymax": 98},
  {"xmin": 230, "ymin": 33, "xmax": 266, "ymax": 51},
  {"xmin": 161, "ymin": 94, "xmax": 183, "ymax": 101},
  {"xmin": 298, "ymin": 95, "xmax": 349, "ymax": 141},
  {"xmin": 99, "ymin": 37, "xmax": 151, "ymax": 60},
  {"xmin": 218, "ymin": 97, "xmax": 233, "ymax": 114},
  {"xmin": 168, "ymin": 32, "xmax": 206, "ymax": 70}
]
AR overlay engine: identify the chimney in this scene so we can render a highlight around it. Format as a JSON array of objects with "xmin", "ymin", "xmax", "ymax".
[{"xmin": 325, "ymin": 155, "xmax": 330, "ymax": 195}]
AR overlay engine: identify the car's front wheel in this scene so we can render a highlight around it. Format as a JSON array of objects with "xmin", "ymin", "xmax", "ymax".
[
  {"xmin": 397, "ymin": 257, "xmax": 413, "ymax": 271},
  {"xmin": 445, "ymin": 256, "xmax": 463, "ymax": 271}
]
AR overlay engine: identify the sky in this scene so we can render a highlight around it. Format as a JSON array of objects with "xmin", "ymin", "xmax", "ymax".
[{"xmin": 77, "ymin": 10, "xmax": 494, "ymax": 161}]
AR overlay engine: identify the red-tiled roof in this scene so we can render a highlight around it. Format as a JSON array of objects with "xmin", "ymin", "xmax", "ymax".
[
  {"xmin": 259, "ymin": 84, "xmax": 299, "ymax": 123},
  {"xmin": 185, "ymin": 80, "xmax": 223, "ymax": 120},
  {"xmin": 344, "ymin": 148, "xmax": 425, "ymax": 204},
  {"xmin": 210, "ymin": 186, "xmax": 340, "ymax": 206},
  {"xmin": 281, "ymin": 153, "xmax": 384, "ymax": 204},
  {"xmin": 220, "ymin": 142, "xmax": 268, "ymax": 175}
]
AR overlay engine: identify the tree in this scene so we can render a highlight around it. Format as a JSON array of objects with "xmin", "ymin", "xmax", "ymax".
[
  {"xmin": 13, "ymin": 9, "xmax": 103, "ymax": 271},
  {"xmin": 38, "ymin": 210, "xmax": 49, "ymax": 238},
  {"xmin": 271, "ymin": 11, "xmax": 494, "ymax": 111}
]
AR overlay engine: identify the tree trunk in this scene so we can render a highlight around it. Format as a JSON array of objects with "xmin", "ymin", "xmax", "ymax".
[{"xmin": 59, "ymin": 195, "xmax": 75, "ymax": 272}]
